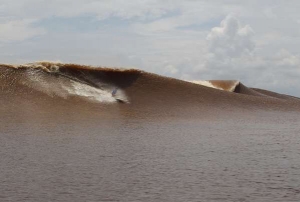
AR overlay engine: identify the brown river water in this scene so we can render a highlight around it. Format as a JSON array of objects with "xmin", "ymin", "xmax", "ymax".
[
  {"xmin": 1, "ymin": 63, "xmax": 300, "ymax": 201},
  {"xmin": 1, "ymin": 113, "xmax": 300, "ymax": 202}
]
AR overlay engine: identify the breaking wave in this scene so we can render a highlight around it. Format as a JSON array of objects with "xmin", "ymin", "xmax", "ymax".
[
  {"xmin": 189, "ymin": 80, "xmax": 241, "ymax": 92},
  {"xmin": 1, "ymin": 62, "xmax": 130, "ymax": 103},
  {"xmin": 1, "ymin": 61, "xmax": 300, "ymax": 118}
]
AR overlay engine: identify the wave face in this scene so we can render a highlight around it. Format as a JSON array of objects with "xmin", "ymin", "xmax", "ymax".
[
  {"xmin": 1, "ymin": 62, "xmax": 300, "ymax": 120},
  {"xmin": 0, "ymin": 62, "xmax": 131, "ymax": 104}
]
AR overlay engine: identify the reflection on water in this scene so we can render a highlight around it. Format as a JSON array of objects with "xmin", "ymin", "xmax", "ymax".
[{"xmin": 1, "ymin": 115, "xmax": 300, "ymax": 202}]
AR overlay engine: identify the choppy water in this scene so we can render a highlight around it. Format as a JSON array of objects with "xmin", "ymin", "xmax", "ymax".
[{"xmin": 1, "ymin": 114, "xmax": 300, "ymax": 202}]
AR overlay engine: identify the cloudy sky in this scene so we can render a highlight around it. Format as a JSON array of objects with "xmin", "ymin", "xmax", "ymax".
[{"xmin": 1, "ymin": 0, "xmax": 300, "ymax": 96}]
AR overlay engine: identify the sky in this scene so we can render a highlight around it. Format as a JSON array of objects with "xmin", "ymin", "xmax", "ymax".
[{"xmin": 1, "ymin": 0, "xmax": 300, "ymax": 96}]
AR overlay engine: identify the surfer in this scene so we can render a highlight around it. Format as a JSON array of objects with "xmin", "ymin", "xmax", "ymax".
[{"xmin": 112, "ymin": 88, "xmax": 118, "ymax": 97}]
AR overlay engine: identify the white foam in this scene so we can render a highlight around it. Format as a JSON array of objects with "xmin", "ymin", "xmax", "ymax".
[
  {"xmin": 22, "ymin": 69, "xmax": 125, "ymax": 103},
  {"xmin": 189, "ymin": 80, "xmax": 224, "ymax": 90},
  {"xmin": 24, "ymin": 69, "xmax": 70, "ymax": 98},
  {"xmin": 64, "ymin": 80, "xmax": 116, "ymax": 103}
]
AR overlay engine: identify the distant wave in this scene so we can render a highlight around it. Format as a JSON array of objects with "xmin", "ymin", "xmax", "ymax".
[{"xmin": 190, "ymin": 80, "xmax": 239, "ymax": 92}]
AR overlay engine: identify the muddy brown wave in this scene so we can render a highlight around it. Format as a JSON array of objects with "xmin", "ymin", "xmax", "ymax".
[{"xmin": 1, "ymin": 62, "xmax": 300, "ymax": 122}]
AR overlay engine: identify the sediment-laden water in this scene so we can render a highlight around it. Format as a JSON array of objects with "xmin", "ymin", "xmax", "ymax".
[{"xmin": 1, "ymin": 62, "xmax": 300, "ymax": 202}]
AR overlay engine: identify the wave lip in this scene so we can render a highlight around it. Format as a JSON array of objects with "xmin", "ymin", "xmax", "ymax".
[{"xmin": 190, "ymin": 80, "xmax": 239, "ymax": 92}]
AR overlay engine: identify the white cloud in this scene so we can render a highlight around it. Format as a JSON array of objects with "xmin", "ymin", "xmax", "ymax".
[
  {"xmin": 263, "ymin": 7, "xmax": 277, "ymax": 19},
  {"xmin": 206, "ymin": 15, "xmax": 255, "ymax": 58},
  {"xmin": 201, "ymin": 15, "xmax": 300, "ymax": 95},
  {"xmin": 0, "ymin": 19, "xmax": 45, "ymax": 42},
  {"xmin": 0, "ymin": 0, "xmax": 176, "ymax": 20}
]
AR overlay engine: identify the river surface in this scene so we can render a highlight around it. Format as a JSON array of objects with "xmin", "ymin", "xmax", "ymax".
[{"xmin": 1, "ymin": 114, "xmax": 300, "ymax": 202}]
